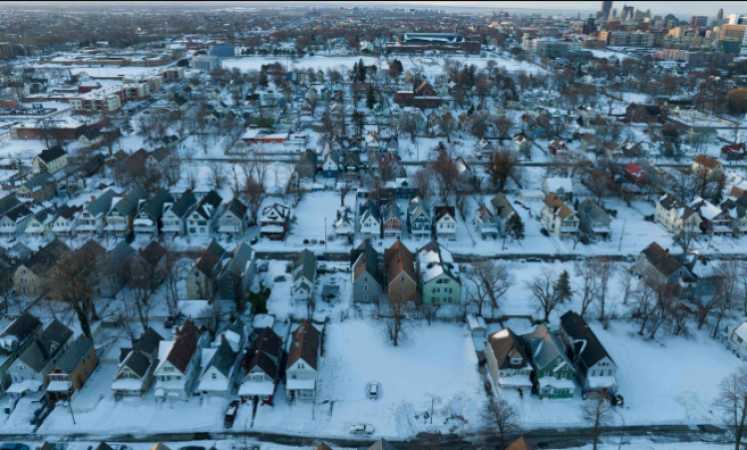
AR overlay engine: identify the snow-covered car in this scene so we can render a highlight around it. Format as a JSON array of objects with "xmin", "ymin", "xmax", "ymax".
[{"xmin": 349, "ymin": 424, "xmax": 374, "ymax": 435}]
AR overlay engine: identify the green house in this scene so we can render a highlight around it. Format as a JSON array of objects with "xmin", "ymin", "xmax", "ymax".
[
  {"xmin": 524, "ymin": 324, "xmax": 576, "ymax": 399},
  {"xmin": 416, "ymin": 241, "xmax": 461, "ymax": 306}
]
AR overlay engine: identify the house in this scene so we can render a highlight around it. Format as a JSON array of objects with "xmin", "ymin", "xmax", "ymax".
[
  {"xmin": 105, "ymin": 186, "xmax": 149, "ymax": 236},
  {"xmin": 259, "ymin": 203, "xmax": 291, "ymax": 241},
  {"xmin": 17, "ymin": 172, "xmax": 56, "ymax": 204},
  {"xmin": 633, "ymin": 242, "xmax": 694, "ymax": 287},
  {"xmin": 6, "ymin": 319, "xmax": 73, "ymax": 401},
  {"xmin": 23, "ymin": 209, "xmax": 56, "ymax": 240},
  {"xmin": 333, "ymin": 209, "xmax": 355, "ymax": 242},
  {"xmin": 186, "ymin": 190, "xmax": 223, "ymax": 238},
  {"xmin": 352, "ymin": 241, "xmax": 382, "ymax": 304},
  {"xmin": 217, "ymin": 242, "xmax": 256, "ymax": 301},
  {"xmin": 46, "ymin": 335, "xmax": 98, "ymax": 400},
  {"xmin": 51, "ymin": 204, "xmax": 82, "ymax": 237},
  {"xmin": 558, "ymin": 311, "xmax": 618, "ymax": 394},
  {"xmin": 239, "ymin": 327, "xmax": 283, "ymax": 402},
  {"xmin": 217, "ymin": 197, "xmax": 249, "ymax": 240},
  {"xmin": 154, "ymin": 320, "xmax": 205, "ymax": 401},
  {"xmin": 161, "ymin": 191, "xmax": 197, "ymax": 236},
  {"xmin": 541, "ymin": 177, "xmax": 573, "ymax": 202},
  {"xmin": 291, "ymin": 249, "xmax": 316, "ymax": 301},
  {"xmin": 111, "ymin": 327, "xmax": 164, "ymax": 399},
  {"xmin": 692, "ymin": 154, "xmax": 724, "ymax": 181},
  {"xmin": 381, "ymin": 201, "xmax": 403, "ymax": 239},
  {"xmin": 433, "ymin": 206, "xmax": 456, "ymax": 241},
  {"xmin": 14, "ymin": 239, "xmax": 70, "ymax": 295},
  {"xmin": 417, "ymin": 241, "xmax": 461, "ymax": 306},
  {"xmin": 541, "ymin": 193, "xmax": 579, "ymax": 237},
  {"xmin": 32, "ymin": 146, "xmax": 68, "ymax": 175},
  {"xmin": 359, "ymin": 199, "xmax": 381, "ymax": 240},
  {"xmin": 622, "ymin": 162, "xmax": 648, "ymax": 185},
  {"xmin": 474, "ymin": 205, "xmax": 499, "ymax": 240},
  {"xmin": 654, "ymin": 194, "xmax": 702, "ymax": 234},
  {"xmin": 78, "ymin": 128, "xmax": 103, "ymax": 150},
  {"xmin": 689, "ymin": 197, "xmax": 731, "ymax": 234},
  {"xmin": 298, "ymin": 150, "xmax": 318, "ymax": 179},
  {"xmin": 577, "ymin": 199, "xmax": 611, "ymax": 240},
  {"xmin": 523, "ymin": 325, "xmax": 576, "ymax": 399},
  {"xmin": 185, "ymin": 240, "xmax": 227, "ymax": 300},
  {"xmin": 77, "ymin": 190, "xmax": 118, "ymax": 236},
  {"xmin": 548, "ymin": 139, "xmax": 570, "ymax": 157},
  {"xmin": 485, "ymin": 328, "xmax": 533, "ymax": 391},
  {"xmin": 286, "ymin": 320, "xmax": 321, "ymax": 403},
  {"xmin": 722, "ymin": 143, "xmax": 746, "ymax": 161},
  {"xmin": 489, "ymin": 193, "xmax": 517, "ymax": 236},
  {"xmin": 322, "ymin": 151, "xmax": 341, "ymax": 178},
  {"xmin": 408, "ymin": 196, "xmax": 431, "ymax": 240},
  {"xmin": 512, "ymin": 133, "xmax": 530, "ymax": 155},
  {"xmin": 100, "ymin": 241, "xmax": 135, "ymax": 297},
  {"xmin": 0, "ymin": 313, "xmax": 44, "ymax": 397},
  {"xmin": 138, "ymin": 240, "xmax": 168, "ymax": 290},
  {"xmin": 197, "ymin": 339, "xmax": 237, "ymax": 399},
  {"xmin": 133, "ymin": 190, "xmax": 174, "ymax": 237},
  {"xmin": 0, "ymin": 204, "xmax": 33, "ymax": 238},
  {"xmin": 384, "ymin": 241, "xmax": 418, "ymax": 307}
]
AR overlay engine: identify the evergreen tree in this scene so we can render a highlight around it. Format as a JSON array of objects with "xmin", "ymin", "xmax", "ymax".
[
  {"xmin": 555, "ymin": 271, "xmax": 573, "ymax": 304},
  {"xmin": 468, "ymin": 104, "xmax": 475, "ymax": 116},
  {"xmin": 366, "ymin": 85, "xmax": 375, "ymax": 110},
  {"xmin": 357, "ymin": 58, "xmax": 366, "ymax": 82},
  {"xmin": 352, "ymin": 61, "xmax": 359, "ymax": 82},
  {"xmin": 506, "ymin": 213, "xmax": 525, "ymax": 240},
  {"xmin": 258, "ymin": 71, "xmax": 268, "ymax": 88}
]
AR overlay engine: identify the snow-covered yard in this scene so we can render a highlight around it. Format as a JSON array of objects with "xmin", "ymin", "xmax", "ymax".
[{"xmin": 252, "ymin": 319, "xmax": 487, "ymax": 439}]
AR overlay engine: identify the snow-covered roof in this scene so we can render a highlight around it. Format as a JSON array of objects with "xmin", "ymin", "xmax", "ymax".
[{"xmin": 286, "ymin": 378, "xmax": 315, "ymax": 390}]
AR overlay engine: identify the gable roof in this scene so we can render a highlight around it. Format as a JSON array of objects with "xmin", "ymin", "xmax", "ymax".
[
  {"xmin": 488, "ymin": 328, "xmax": 531, "ymax": 370},
  {"xmin": 559, "ymin": 311, "xmax": 614, "ymax": 369},
  {"xmin": 85, "ymin": 189, "xmax": 118, "ymax": 217},
  {"xmin": 353, "ymin": 241, "xmax": 380, "ymax": 283},
  {"xmin": 693, "ymin": 154, "xmax": 721, "ymax": 170},
  {"xmin": 366, "ymin": 439, "xmax": 398, "ymax": 450},
  {"xmin": 524, "ymin": 324, "xmax": 572, "ymax": 372},
  {"xmin": 140, "ymin": 240, "xmax": 167, "ymax": 267},
  {"xmin": 164, "ymin": 320, "xmax": 201, "ymax": 373},
  {"xmin": 36, "ymin": 146, "xmax": 67, "ymax": 164},
  {"xmin": 120, "ymin": 348, "xmax": 153, "ymax": 378},
  {"xmin": 140, "ymin": 190, "xmax": 174, "ymax": 221},
  {"xmin": 192, "ymin": 190, "xmax": 222, "ymax": 220},
  {"xmin": 0, "ymin": 312, "xmax": 41, "ymax": 348},
  {"xmin": 384, "ymin": 240, "xmax": 416, "ymax": 284},
  {"xmin": 54, "ymin": 335, "xmax": 94, "ymax": 374},
  {"xmin": 505, "ymin": 437, "xmax": 535, "ymax": 450},
  {"xmin": 25, "ymin": 238, "xmax": 70, "ymax": 276},
  {"xmin": 167, "ymin": 191, "xmax": 197, "ymax": 219},
  {"xmin": 433, "ymin": 206, "xmax": 455, "ymax": 223},
  {"xmin": 640, "ymin": 242, "xmax": 685, "ymax": 278},
  {"xmin": 543, "ymin": 193, "xmax": 575, "ymax": 220},
  {"xmin": 133, "ymin": 327, "xmax": 164, "ymax": 356},
  {"xmin": 204, "ymin": 338, "xmax": 235, "ymax": 378},
  {"xmin": 490, "ymin": 193, "xmax": 516, "ymax": 220},
  {"xmin": 287, "ymin": 320, "xmax": 320, "ymax": 370}
]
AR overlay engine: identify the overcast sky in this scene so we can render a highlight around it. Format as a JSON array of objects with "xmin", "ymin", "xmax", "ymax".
[{"xmin": 376, "ymin": 1, "xmax": 747, "ymax": 17}]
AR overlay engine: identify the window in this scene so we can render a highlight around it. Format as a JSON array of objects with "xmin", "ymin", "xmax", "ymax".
[
  {"xmin": 211, "ymin": 373, "xmax": 217, "ymax": 379},
  {"xmin": 299, "ymin": 363, "xmax": 305, "ymax": 369}
]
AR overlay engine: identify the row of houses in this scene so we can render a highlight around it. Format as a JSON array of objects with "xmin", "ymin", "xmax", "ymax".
[{"xmin": 485, "ymin": 311, "xmax": 618, "ymax": 400}]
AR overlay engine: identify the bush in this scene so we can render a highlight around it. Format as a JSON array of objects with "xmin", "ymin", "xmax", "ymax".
[{"xmin": 303, "ymin": 239, "xmax": 310, "ymax": 244}]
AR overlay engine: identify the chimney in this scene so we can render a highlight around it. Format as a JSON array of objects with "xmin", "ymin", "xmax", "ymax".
[
  {"xmin": 221, "ymin": 333, "xmax": 226, "ymax": 342},
  {"xmin": 38, "ymin": 246, "xmax": 42, "ymax": 251},
  {"xmin": 665, "ymin": 249, "xmax": 670, "ymax": 259},
  {"xmin": 175, "ymin": 326, "xmax": 181, "ymax": 336},
  {"xmin": 91, "ymin": 195, "xmax": 96, "ymax": 202},
  {"xmin": 123, "ymin": 194, "xmax": 128, "ymax": 200}
]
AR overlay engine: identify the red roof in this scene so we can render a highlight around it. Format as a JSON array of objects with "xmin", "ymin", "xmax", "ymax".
[
  {"xmin": 623, "ymin": 162, "xmax": 643, "ymax": 175},
  {"xmin": 722, "ymin": 143, "xmax": 746, "ymax": 154}
]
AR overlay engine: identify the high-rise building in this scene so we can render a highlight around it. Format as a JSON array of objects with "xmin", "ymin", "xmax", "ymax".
[
  {"xmin": 582, "ymin": 17, "xmax": 596, "ymax": 35},
  {"xmin": 717, "ymin": 8, "xmax": 724, "ymax": 20},
  {"xmin": 690, "ymin": 16, "xmax": 708, "ymax": 27},
  {"xmin": 601, "ymin": 1, "xmax": 613, "ymax": 17},
  {"xmin": 621, "ymin": 6, "xmax": 634, "ymax": 21}
]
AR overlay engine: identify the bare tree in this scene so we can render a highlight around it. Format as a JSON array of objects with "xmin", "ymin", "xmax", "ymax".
[
  {"xmin": 385, "ymin": 289, "xmax": 408, "ymax": 347},
  {"xmin": 413, "ymin": 168, "xmax": 434, "ymax": 202},
  {"xmin": 243, "ymin": 178, "xmax": 266, "ymax": 226},
  {"xmin": 528, "ymin": 268, "xmax": 564, "ymax": 323},
  {"xmin": 716, "ymin": 365, "xmax": 747, "ymax": 450},
  {"xmin": 575, "ymin": 259, "xmax": 598, "ymax": 318},
  {"xmin": 46, "ymin": 244, "xmax": 101, "ymax": 339},
  {"xmin": 162, "ymin": 244, "xmax": 185, "ymax": 317},
  {"xmin": 487, "ymin": 398, "xmax": 519, "ymax": 450},
  {"xmin": 466, "ymin": 261, "xmax": 512, "ymax": 317},
  {"xmin": 673, "ymin": 223, "xmax": 699, "ymax": 253},
  {"xmin": 485, "ymin": 148, "xmax": 519, "ymax": 191},
  {"xmin": 430, "ymin": 152, "xmax": 458, "ymax": 203},
  {"xmin": 578, "ymin": 392, "xmax": 612, "ymax": 450},
  {"xmin": 597, "ymin": 259, "xmax": 615, "ymax": 322},
  {"xmin": 208, "ymin": 162, "xmax": 227, "ymax": 190},
  {"xmin": 338, "ymin": 176, "xmax": 356, "ymax": 207}
]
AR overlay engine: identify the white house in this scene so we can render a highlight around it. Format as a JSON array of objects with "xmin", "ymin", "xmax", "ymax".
[
  {"xmin": 161, "ymin": 192, "xmax": 197, "ymax": 236},
  {"xmin": 541, "ymin": 193, "xmax": 579, "ymax": 237},
  {"xmin": 217, "ymin": 197, "xmax": 249, "ymax": 240},
  {"xmin": 153, "ymin": 320, "xmax": 205, "ymax": 402},
  {"xmin": 186, "ymin": 191, "xmax": 223, "ymax": 238},
  {"xmin": 359, "ymin": 200, "xmax": 381, "ymax": 241},
  {"xmin": 197, "ymin": 339, "xmax": 238, "ymax": 400},
  {"xmin": 433, "ymin": 206, "xmax": 457, "ymax": 241},
  {"xmin": 239, "ymin": 327, "xmax": 283, "ymax": 402},
  {"xmin": 286, "ymin": 321, "xmax": 321, "ymax": 403}
]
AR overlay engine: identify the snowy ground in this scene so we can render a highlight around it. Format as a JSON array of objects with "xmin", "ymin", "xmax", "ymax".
[{"xmin": 251, "ymin": 319, "xmax": 487, "ymax": 439}]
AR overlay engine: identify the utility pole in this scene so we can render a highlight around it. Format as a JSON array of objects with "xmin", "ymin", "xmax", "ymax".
[
  {"xmin": 618, "ymin": 219, "xmax": 625, "ymax": 252},
  {"xmin": 324, "ymin": 217, "xmax": 327, "ymax": 249}
]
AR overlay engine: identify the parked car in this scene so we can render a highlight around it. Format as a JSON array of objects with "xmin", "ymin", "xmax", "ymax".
[
  {"xmin": 250, "ymin": 236, "xmax": 259, "ymax": 245},
  {"xmin": 258, "ymin": 261, "xmax": 269, "ymax": 273},
  {"xmin": 224, "ymin": 400, "xmax": 240, "ymax": 428},
  {"xmin": 349, "ymin": 424, "xmax": 374, "ymax": 435}
]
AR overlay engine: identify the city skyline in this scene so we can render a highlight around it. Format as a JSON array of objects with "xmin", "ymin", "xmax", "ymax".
[{"xmin": 377, "ymin": 1, "xmax": 747, "ymax": 17}]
